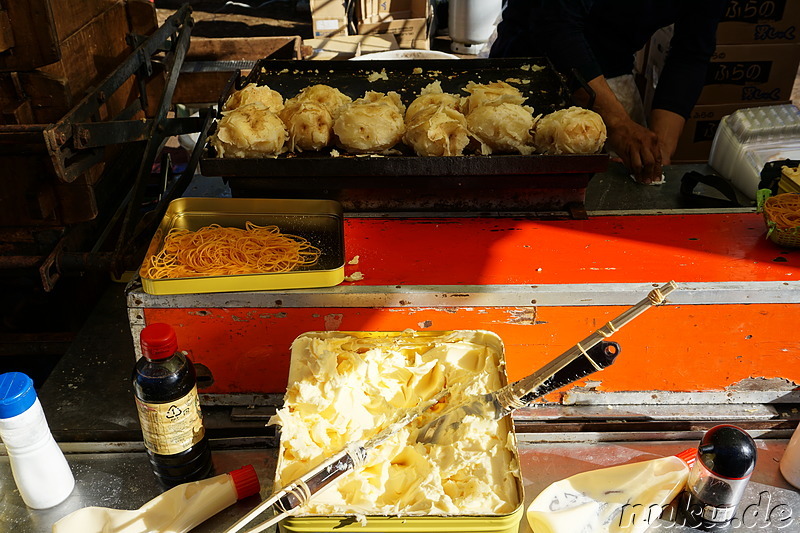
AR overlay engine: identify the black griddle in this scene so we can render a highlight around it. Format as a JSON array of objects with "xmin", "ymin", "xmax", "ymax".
[{"xmin": 198, "ymin": 58, "xmax": 609, "ymax": 213}]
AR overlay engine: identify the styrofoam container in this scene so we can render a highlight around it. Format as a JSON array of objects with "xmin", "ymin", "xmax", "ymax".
[{"xmin": 708, "ymin": 104, "xmax": 800, "ymax": 200}]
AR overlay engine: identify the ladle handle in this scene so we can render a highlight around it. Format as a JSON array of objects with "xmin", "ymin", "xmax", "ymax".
[{"xmin": 494, "ymin": 281, "xmax": 677, "ymax": 416}]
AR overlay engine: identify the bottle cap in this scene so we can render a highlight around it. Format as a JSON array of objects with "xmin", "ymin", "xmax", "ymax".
[
  {"xmin": 675, "ymin": 448, "xmax": 698, "ymax": 468},
  {"xmin": 229, "ymin": 464, "xmax": 260, "ymax": 500},
  {"xmin": 0, "ymin": 372, "xmax": 37, "ymax": 419},
  {"xmin": 140, "ymin": 323, "xmax": 179, "ymax": 360},
  {"xmin": 696, "ymin": 424, "xmax": 757, "ymax": 480}
]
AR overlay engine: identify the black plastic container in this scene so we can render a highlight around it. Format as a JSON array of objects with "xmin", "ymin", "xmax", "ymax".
[{"xmin": 133, "ymin": 322, "xmax": 212, "ymax": 486}]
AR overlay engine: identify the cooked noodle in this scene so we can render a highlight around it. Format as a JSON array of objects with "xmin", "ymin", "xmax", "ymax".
[
  {"xmin": 145, "ymin": 222, "xmax": 321, "ymax": 279},
  {"xmin": 764, "ymin": 193, "xmax": 800, "ymax": 229}
]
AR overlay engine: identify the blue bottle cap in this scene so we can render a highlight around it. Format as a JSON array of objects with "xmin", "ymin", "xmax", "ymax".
[{"xmin": 0, "ymin": 372, "xmax": 37, "ymax": 419}]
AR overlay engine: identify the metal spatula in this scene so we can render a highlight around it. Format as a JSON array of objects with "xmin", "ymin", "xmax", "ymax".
[{"xmin": 416, "ymin": 281, "xmax": 678, "ymax": 444}]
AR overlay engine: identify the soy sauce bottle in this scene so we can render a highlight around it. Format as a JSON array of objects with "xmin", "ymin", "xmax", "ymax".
[
  {"xmin": 133, "ymin": 323, "xmax": 212, "ymax": 486},
  {"xmin": 679, "ymin": 425, "xmax": 756, "ymax": 531}
]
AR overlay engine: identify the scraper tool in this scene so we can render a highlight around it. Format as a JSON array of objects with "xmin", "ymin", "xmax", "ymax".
[{"xmin": 416, "ymin": 280, "xmax": 678, "ymax": 444}]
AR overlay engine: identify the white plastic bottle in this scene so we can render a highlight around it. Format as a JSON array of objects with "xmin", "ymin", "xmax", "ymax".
[
  {"xmin": 0, "ymin": 371, "xmax": 75, "ymax": 509},
  {"xmin": 779, "ymin": 422, "xmax": 800, "ymax": 489}
]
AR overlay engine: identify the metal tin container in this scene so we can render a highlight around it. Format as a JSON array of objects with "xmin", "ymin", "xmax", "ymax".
[
  {"xmin": 275, "ymin": 330, "xmax": 525, "ymax": 533},
  {"xmin": 139, "ymin": 198, "xmax": 344, "ymax": 295}
]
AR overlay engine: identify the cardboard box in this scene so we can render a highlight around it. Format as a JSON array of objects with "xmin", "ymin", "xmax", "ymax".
[
  {"xmin": 357, "ymin": 0, "xmax": 412, "ymax": 22},
  {"xmin": 717, "ymin": 0, "xmax": 800, "ymax": 44},
  {"xmin": 672, "ymin": 100, "xmax": 790, "ymax": 163},
  {"xmin": 304, "ymin": 34, "xmax": 398, "ymax": 60},
  {"xmin": 645, "ymin": 26, "xmax": 800, "ymax": 107},
  {"xmin": 311, "ymin": 0, "xmax": 349, "ymax": 37},
  {"xmin": 699, "ymin": 43, "xmax": 800, "ymax": 104},
  {"xmin": 357, "ymin": 0, "xmax": 431, "ymax": 49}
]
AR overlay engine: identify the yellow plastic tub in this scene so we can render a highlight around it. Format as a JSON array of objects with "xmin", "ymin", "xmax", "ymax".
[
  {"xmin": 276, "ymin": 330, "xmax": 525, "ymax": 533},
  {"xmin": 139, "ymin": 197, "xmax": 344, "ymax": 295}
]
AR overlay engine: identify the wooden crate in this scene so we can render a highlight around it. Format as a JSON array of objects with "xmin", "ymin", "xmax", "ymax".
[
  {"xmin": 171, "ymin": 36, "xmax": 305, "ymax": 106},
  {"xmin": 18, "ymin": 1, "xmax": 134, "ymax": 123},
  {"xmin": 0, "ymin": 0, "xmax": 117, "ymax": 72},
  {"xmin": 0, "ymin": 1, "xmax": 160, "ymax": 226}
]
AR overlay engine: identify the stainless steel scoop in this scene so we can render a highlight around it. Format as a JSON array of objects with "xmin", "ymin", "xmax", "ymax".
[{"xmin": 415, "ymin": 281, "xmax": 678, "ymax": 444}]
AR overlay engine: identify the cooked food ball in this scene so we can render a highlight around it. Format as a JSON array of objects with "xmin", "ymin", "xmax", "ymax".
[
  {"xmin": 280, "ymin": 100, "xmax": 335, "ymax": 152},
  {"xmin": 405, "ymin": 81, "xmax": 462, "ymax": 124},
  {"xmin": 291, "ymin": 84, "xmax": 352, "ymax": 118},
  {"xmin": 333, "ymin": 91, "xmax": 406, "ymax": 153},
  {"xmin": 533, "ymin": 106, "xmax": 607, "ymax": 155},
  {"xmin": 210, "ymin": 103, "xmax": 288, "ymax": 158},
  {"xmin": 404, "ymin": 105, "xmax": 470, "ymax": 157},
  {"xmin": 222, "ymin": 84, "xmax": 284, "ymax": 113},
  {"xmin": 461, "ymin": 81, "xmax": 526, "ymax": 116},
  {"xmin": 466, "ymin": 102, "xmax": 535, "ymax": 155},
  {"xmin": 356, "ymin": 91, "xmax": 406, "ymax": 114}
]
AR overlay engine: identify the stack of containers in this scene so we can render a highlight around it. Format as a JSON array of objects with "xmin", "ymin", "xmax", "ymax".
[
  {"xmin": 708, "ymin": 103, "xmax": 800, "ymax": 199},
  {"xmin": 643, "ymin": 0, "xmax": 800, "ymax": 164}
]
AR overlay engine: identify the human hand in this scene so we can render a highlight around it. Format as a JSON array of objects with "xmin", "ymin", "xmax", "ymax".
[{"xmin": 606, "ymin": 118, "xmax": 663, "ymax": 185}]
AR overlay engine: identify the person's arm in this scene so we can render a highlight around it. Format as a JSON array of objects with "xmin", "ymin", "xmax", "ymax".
[
  {"xmin": 574, "ymin": 76, "xmax": 664, "ymax": 184},
  {"xmin": 650, "ymin": 1, "xmax": 727, "ymax": 150},
  {"xmin": 530, "ymin": 0, "xmax": 665, "ymax": 184},
  {"xmin": 649, "ymin": 109, "xmax": 686, "ymax": 165}
]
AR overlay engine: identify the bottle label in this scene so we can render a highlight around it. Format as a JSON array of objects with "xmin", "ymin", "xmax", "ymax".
[{"xmin": 135, "ymin": 386, "xmax": 205, "ymax": 455}]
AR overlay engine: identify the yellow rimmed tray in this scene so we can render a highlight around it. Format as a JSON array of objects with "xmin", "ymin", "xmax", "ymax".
[
  {"xmin": 139, "ymin": 198, "xmax": 344, "ymax": 295},
  {"xmin": 275, "ymin": 330, "xmax": 525, "ymax": 533}
]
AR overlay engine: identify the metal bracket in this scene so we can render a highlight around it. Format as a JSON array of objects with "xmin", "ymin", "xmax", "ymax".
[{"xmin": 29, "ymin": 5, "xmax": 205, "ymax": 291}]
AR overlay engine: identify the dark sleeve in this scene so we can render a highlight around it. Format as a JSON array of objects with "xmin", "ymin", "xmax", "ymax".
[
  {"xmin": 493, "ymin": 0, "xmax": 602, "ymax": 86},
  {"xmin": 651, "ymin": 0, "xmax": 727, "ymax": 117}
]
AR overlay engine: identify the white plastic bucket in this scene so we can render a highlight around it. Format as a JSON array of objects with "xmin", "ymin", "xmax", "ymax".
[{"xmin": 448, "ymin": 0, "xmax": 503, "ymax": 55}]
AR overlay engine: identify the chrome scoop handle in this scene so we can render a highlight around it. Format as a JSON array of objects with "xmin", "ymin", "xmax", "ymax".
[{"xmin": 494, "ymin": 281, "xmax": 677, "ymax": 416}]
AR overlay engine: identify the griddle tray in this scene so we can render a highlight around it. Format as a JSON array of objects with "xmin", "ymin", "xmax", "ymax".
[{"xmin": 199, "ymin": 58, "xmax": 609, "ymax": 180}]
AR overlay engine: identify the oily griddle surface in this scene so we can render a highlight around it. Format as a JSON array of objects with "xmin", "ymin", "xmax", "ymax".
[{"xmin": 200, "ymin": 58, "xmax": 608, "ymax": 178}]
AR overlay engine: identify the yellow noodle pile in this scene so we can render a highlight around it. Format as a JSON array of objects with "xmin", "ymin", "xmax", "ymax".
[
  {"xmin": 765, "ymin": 193, "xmax": 800, "ymax": 229},
  {"xmin": 145, "ymin": 222, "xmax": 320, "ymax": 279}
]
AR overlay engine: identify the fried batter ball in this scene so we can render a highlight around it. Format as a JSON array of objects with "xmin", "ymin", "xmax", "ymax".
[
  {"xmin": 210, "ymin": 103, "xmax": 288, "ymax": 158},
  {"xmin": 356, "ymin": 91, "xmax": 406, "ymax": 113},
  {"xmin": 404, "ymin": 105, "xmax": 470, "ymax": 157},
  {"xmin": 405, "ymin": 81, "xmax": 463, "ymax": 124},
  {"xmin": 222, "ymin": 84, "xmax": 284, "ymax": 113},
  {"xmin": 280, "ymin": 101, "xmax": 335, "ymax": 152},
  {"xmin": 461, "ymin": 81, "xmax": 526, "ymax": 116},
  {"xmin": 466, "ymin": 102, "xmax": 535, "ymax": 155},
  {"xmin": 291, "ymin": 84, "xmax": 352, "ymax": 118},
  {"xmin": 333, "ymin": 91, "xmax": 406, "ymax": 153},
  {"xmin": 533, "ymin": 106, "xmax": 607, "ymax": 155}
]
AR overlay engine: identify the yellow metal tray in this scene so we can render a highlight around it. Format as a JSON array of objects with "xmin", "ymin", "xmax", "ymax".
[
  {"xmin": 277, "ymin": 330, "xmax": 525, "ymax": 533},
  {"xmin": 139, "ymin": 198, "xmax": 344, "ymax": 295}
]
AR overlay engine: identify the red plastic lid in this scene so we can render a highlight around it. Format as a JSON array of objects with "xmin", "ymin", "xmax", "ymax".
[
  {"xmin": 140, "ymin": 323, "xmax": 179, "ymax": 360},
  {"xmin": 229, "ymin": 464, "xmax": 260, "ymax": 500}
]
